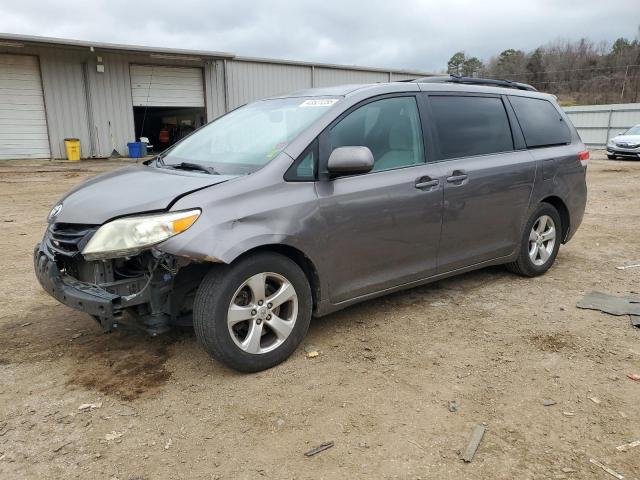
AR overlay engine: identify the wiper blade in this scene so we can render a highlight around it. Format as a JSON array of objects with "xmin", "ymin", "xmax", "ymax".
[{"xmin": 170, "ymin": 162, "xmax": 219, "ymax": 175}]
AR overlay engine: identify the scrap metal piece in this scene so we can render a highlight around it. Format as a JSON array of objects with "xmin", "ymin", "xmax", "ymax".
[
  {"xmin": 589, "ymin": 458, "xmax": 624, "ymax": 479},
  {"xmin": 616, "ymin": 263, "xmax": 640, "ymax": 270},
  {"xmin": 304, "ymin": 441, "xmax": 334, "ymax": 457},
  {"xmin": 576, "ymin": 291, "xmax": 640, "ymax": 316},
  {"xmin": 461, "ymin": 425, "xmax": 486, "ymax": 463},
  {"xmin": 616, "ymin": 439, "xmax": 640, "ymax": 452}
]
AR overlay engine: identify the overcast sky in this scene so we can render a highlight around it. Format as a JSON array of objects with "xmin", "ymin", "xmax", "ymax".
[{"xmin": 0, "ymin": 0, "xmax": 638, "ymax": 72}]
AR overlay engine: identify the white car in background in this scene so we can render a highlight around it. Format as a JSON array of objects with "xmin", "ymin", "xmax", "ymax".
[{"xmin": 606, "ymin": 124, "xmax": 640, "ymax": 159}]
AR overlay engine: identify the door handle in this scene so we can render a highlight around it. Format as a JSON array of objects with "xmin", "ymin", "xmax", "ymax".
[
  {"xmin": 446, "ymin": 170, "xmax": 468, "ymax": 184},
  {"xmin": 415, "ymin": 178, "xmax": 439, "ymax": 190}
]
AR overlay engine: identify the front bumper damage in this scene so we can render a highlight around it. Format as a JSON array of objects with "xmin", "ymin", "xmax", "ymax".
[{"xmin": 34, "ymin": 223, "xmax": 205, "ymax": 334}]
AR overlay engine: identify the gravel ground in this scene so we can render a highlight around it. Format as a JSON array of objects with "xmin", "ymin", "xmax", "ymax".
[{"xmin": 0, "ymin": 151, "xmax": 639, "ymax": 479}]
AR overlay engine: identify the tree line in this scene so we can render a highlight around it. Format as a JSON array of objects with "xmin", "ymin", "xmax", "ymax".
[{"xmin": 446, "ymin": 30, "xmax": 640, "ymax": 105}]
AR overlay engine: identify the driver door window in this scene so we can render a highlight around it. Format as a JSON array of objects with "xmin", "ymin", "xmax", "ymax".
[{"xmin": 329, "ymin": 96, "xmax": 425, "ymax": 172}]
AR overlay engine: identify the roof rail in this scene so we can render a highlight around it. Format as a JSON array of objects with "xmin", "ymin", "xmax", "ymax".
[{"xmin": 411, "ymin": 75, "xmax": 537, "ymax": 92}]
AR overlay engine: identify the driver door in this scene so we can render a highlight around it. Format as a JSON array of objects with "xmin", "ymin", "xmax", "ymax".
[{"xmin": 316, "ymin": 95, "xmax": 443, "ymax": 304}]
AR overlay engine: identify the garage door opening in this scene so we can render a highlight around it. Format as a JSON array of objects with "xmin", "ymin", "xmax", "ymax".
[
  {"xmin": 129, "ymin": 64, "xmax": 206, "ymax": 153},
  {"xmin": 133, "ymin": 106, "xmax": 206, "ymax": 152}
]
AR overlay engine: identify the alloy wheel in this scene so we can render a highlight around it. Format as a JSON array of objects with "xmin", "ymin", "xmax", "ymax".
[
  {"xmin": 227, "ymin": 272, "xmax": 298, "ymax": 354},
  {"xmin": 528, "ymin": 215, "xmax": 556, "ymax": 266}
]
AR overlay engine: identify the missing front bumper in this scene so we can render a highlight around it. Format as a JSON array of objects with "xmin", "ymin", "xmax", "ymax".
[{"xmin": 33, "ymin": 244, "xmax": 152, "ymax": 330}]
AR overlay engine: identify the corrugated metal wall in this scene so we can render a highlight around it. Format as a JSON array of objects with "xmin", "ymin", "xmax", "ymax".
[
  {"xmin": 226, "ymin": 60, "xmax": 311, "ymax": 110},
  {"xmin": 314, "ymin": 67, "xmax": 388, "ymax": 87},
  {"xmin": 0, "ymin": 41, "xmax": 432, "ymax": 159},
  {"xmin": 564, "ymin": 103, "xmax": 640, "ymax": 147}
]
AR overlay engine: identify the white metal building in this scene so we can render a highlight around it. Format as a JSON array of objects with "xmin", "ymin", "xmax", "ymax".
[{"xmin": 0, "ymin": 33, "xmax": 433, "ymax": 160}]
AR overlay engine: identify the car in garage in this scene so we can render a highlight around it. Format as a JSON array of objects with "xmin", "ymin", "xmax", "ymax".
[
  {"xmin": 606, "ymin": 124, "xmax": 640, "ymax": 159},
  {"xmin": 34, "ymin": 76, "xmax": 588, "ymax": 372}
]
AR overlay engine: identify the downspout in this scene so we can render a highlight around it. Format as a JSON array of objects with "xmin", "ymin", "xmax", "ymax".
[
  {"xmin": 222, "ymin": 58, "xmax": 230, "ymax": 113},
  {"xmin": 82, "ymin": 61, "xmax": 97, "ymax": 157}
]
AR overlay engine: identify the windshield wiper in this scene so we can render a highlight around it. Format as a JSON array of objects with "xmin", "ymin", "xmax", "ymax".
[{"xmin": 169, "ymin": 162, "xmax": 219, "ymax": 175}]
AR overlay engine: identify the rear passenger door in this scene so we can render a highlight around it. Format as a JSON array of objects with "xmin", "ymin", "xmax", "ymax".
[{"xmin": 425, "ymin": 93, "xmax": 537, "ymax": 273}]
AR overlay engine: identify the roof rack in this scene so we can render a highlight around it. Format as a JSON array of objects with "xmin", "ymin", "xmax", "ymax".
[{"xmin": 411, "ymin": 75, "xmax": 537, "ymax": 92}]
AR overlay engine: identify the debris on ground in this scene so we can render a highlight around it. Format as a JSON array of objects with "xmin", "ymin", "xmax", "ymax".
[
  {"xmin": 576, "ymin": 291, "xmax": 640, "ymax": 316},
  {"xmin": 589, "ymin": 458, "xmax": 624, "ymax": 479},
  {"xmin": 461, "ymin": 425, "xmax": 486, "ymax": 463},
  {"xmin": 104, "ymin": 431, "xmax": 124, "ymax": 441},
  {"xmin": 543, "ymin": 399, "xmax": 557, "ymax": 406},
  {"xmin": 616, "ymin": 440, "xmax": 640, "ymax": 452},
  {"xmin": 561, "ymin": 467, "xmax": 576, "ymax": 473},
  {"xmin": 164, "ymin": 438, "xmax": 172, "ymax": 450},
  {"xmin": 304, "ymin": 345, "xmax": 319, "ymax": 358},
  {"xmin": 78, "ymin": 402, "xmax": 102, "ymax": 411},
  {"xmin": 52, "ymin": 441, "xmax": 71, "ymax": 453},
  {"xmin": 448, "ymin": 400, "xmax": 459, "ymax": 412},
  {"xmin": 627, "ymin": 374, "xmax": 640, "ymax": 382},
  {"xmin": 563, "ymin": 411, "xmax": 575, "ymax": 417},
  {"xmin": 304, "ymin": 441, "xmax": 334, "ymax": 457},
  {"xmin": 589, "ymin": 397, "xmax": 601, "ymax": 405},
  {"xmin": 615, "ymin": 263, "xmax": 640, "ymax": 270},
  {"xmin": 71, "ymin": 333, "xmax": 83, "ymax": 339},
  {"xmin": 21, "ymin": 322, "xmax": 31, "ymax": 327},
  {"xmin": 631, "ymin": 316, "xmax": 640, "ymax": 327}
]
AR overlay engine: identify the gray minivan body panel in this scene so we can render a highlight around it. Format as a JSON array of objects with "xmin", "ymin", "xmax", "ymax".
[
  {"xmin": 51, "ymin": 165, "xmax": 236, "ymax": 225},
  {"xmin": 160, "ymin": 82, "xmax": 586, "ymax": 316},
  {"xmin": 42, "ymin": 81, "xmax": 587, "ymax": 319}
]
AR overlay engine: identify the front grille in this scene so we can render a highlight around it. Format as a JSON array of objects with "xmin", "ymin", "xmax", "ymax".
[{"xmin": 46, "ymin": 223, "xmax": 97, "ymax": 257}]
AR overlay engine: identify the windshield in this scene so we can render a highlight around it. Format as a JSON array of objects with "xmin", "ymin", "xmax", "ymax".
[
  {"xmin": 161, "ymin": 97, "xmax": 339, "ymax": 175},
  {"xmin": 624, "ymin": 125, "xmax": 640, "ymax": 136}
]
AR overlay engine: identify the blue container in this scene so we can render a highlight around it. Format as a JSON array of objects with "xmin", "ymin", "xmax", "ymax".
[{"xmin": 127, "ymin": 142, "xmax": 147, "ymax": 158}]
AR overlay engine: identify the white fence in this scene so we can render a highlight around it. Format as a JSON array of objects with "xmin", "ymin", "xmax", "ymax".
[{"xmin": 564, "ymin": 103, "xmax": 640, "ymax": 148}]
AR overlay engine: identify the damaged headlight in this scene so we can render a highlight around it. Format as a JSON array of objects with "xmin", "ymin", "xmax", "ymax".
[{"xmin": 82, "ymin": 209, "xmax": 201, "ymax": 260}]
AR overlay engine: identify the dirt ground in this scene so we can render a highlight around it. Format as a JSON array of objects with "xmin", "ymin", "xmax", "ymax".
[{"xmin": 0, "ymin": 152, "xmax": 639, "ymax": 480}]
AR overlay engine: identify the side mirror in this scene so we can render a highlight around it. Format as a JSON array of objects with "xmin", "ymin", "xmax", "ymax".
[{"xmin": 327, "ymin": 146, "xmax": 374, "ymax": 176}]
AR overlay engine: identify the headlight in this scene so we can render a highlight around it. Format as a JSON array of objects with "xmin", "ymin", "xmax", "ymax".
[{"xmin": 82, "ymin": 209, "xmax": 201, "ymax": 260}]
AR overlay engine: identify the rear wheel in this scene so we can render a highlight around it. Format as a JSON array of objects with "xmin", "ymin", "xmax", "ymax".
[
  {"xmin": 193, "ymin": 252, "xmax": 312, "ymax": 372},
  {"xmin": 506, "ymin": 203, "xmax": 562, "ymax": 277}
]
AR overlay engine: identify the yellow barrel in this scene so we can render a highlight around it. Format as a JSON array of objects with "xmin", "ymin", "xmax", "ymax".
[{"xmin": 64, "ymin": 138, "xmax": 81, "ymax": 161}]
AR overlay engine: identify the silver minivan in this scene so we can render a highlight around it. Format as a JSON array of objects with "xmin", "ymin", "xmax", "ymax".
[{"xmin": 35, "ymin": 76, "xmax": 588, "ymax": 372}]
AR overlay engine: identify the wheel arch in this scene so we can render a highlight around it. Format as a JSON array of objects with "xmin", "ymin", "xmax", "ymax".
[
  {"xmin": 232, "ymin": 244, "xmax": 322, "ymax": 313},
  {"xmin": 540, "ymin": 195, "xmax": 570, "ymax": 242}
]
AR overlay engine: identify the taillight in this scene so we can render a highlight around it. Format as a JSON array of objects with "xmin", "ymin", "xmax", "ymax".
[{"xmin": 578, "ymin": 150, "xmax": 589, "ymax": 167}]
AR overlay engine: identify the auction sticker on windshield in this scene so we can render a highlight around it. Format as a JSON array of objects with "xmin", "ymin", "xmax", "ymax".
[{"xmin": 299, "ymin": 99, "xmax": 339, "ymax": 107}]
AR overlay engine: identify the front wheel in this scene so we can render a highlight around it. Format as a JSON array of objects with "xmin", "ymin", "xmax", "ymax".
[
  {"xmin": 506, "ymin": 203, "xmax": 562, "ymax": 277},
  {"xmin": 193, "ymin": 252, "xmax": 312, "ymax": 372},
  {"xmin": 607, "ymin": 154, "xmax": 617, "ymax": 160}
]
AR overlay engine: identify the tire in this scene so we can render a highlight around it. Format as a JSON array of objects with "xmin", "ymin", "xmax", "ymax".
[
  {"xmin": 607, "ymin": 154, "xmax": 617, "ymax": 160},
  {"xmin": 506, "ymin": 203, "xmax": 562, "ymax": 277},
  {"xmin": 193, "ymin": 252, "xmax": 312, "ymax": 372}
]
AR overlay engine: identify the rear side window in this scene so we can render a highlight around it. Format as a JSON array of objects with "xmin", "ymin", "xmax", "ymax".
[
  {"xmin": 329, "ymin": 96, "xmax": 425, "ymax": 172},
  {"xmin": 509, "ymin": 96, "xmax": 571, "ymax": 147},
  {"xmin": 429, "ymin": 96, "xmax": 514, "ymax": 160}
]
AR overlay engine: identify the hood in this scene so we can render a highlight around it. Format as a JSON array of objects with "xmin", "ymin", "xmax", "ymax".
[
  {"xmin": 611, "ymin": 134, "xmax": 640, "ymax": 145},
  {"xmin": 51, "ymin": 165, "xmax": 235, "ymax": 225}
]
